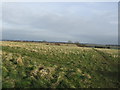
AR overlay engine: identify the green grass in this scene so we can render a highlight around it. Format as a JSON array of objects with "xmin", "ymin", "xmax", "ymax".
[{"xmin": 1, "ymin": 41, "xmax": 119, "ymax": 88}]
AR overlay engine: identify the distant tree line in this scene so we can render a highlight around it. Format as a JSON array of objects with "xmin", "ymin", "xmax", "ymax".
[
  {"xmin": 3, "ymin": 39, "xmax": 120, "ymax": 49},
  {"xmin": 74, "ymin": 42, "xmax": 120, "ymax": 49}
]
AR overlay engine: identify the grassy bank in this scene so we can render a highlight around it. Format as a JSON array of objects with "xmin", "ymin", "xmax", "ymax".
[{"xmin": 1, "ymin": 41, "xmax": 119, "ymax": 88}]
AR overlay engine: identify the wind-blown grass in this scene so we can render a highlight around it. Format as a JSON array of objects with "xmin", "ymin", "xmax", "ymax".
[{"xmin": 1, "ymin": 41, "xmax": 119, "ymax": 88}]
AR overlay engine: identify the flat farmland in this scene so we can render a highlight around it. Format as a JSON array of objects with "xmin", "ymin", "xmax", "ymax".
[{"xmin": 0, "ymin": 41, "xmax": 119, "ymax": 88}]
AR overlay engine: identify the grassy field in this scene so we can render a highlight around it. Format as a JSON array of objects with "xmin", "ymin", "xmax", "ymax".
[{"xmin": 0, "ymin": 41, "xmax": 119, "ymax": 88}]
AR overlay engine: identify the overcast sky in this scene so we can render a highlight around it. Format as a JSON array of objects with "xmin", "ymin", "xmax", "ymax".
[{"xmin": 2, "ymin": 2, "xmax": 118, "ymax": 45}]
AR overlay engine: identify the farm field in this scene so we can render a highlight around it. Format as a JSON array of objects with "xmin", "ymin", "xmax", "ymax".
[{"xmin": 0, "ymin": 41, "xmax": 119, "ymax": 88}]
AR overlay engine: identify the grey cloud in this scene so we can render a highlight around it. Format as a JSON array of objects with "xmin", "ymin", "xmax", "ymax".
[{"xmin": 2, "ymin": 2, "xmax": 118, "ymax": 45}]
